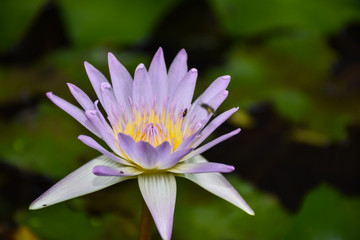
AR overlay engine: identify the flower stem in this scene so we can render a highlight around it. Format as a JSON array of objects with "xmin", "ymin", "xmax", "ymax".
[{"xmin": 139, "ymin": 200, "xmax": 153, "ymax": 240}]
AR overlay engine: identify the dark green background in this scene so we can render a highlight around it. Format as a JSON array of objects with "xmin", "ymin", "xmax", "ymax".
[{"xmin": 0, "ymin": 0, "xmax": 359, "ymax": 239}]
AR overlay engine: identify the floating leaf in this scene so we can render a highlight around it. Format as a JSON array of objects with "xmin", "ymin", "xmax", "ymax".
[{"xmin": 286, "ymin": 184, "xmax": 360, "ymax": 240}]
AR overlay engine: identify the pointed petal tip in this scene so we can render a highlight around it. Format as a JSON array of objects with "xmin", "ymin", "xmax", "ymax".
[
  {"xmin": 67, "ymin": 83, "xmax": 80, "ymax": 93},
  {"xmin": 249, "ymin": 210, "xmax": 255, "ymax": 216},
  {"xmin": 155, "ymin": 46, "xmax": 164, "ymax": 55},
  {"xmin": 84, "ymin": 61, "xmax": 97, "ymax": 72},
  {"xmin": 176, "ymin": 48, "xmax": 188, "ymax": 60},
  {"xmin": 29, "ymin": 199, "xmax": 48, "ymax": 210},
  {"xmin": 108, "ymin": 52, "xmax": 114, "ymax": 58},
  {"xmin": 108, "ymin": 52, "xmax": 118, "ymax": 63},
  {"xmin": 244, "ymin": 206, "xmax": 255, "ymax": 216},
  {"xmin": 179, "ymin": 48, "xmax": 187, "ymax": 54}
]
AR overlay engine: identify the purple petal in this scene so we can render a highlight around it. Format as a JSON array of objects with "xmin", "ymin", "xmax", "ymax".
[
  {"xmin": 117, "ymin": 133, "xmax": 139, "ymax": 164},
  {"xmin": 92, "ymin": 165, "xmax": 141, "ymax": 176},
  {"xmin": 84, "ymin": 61, "xmax": 109, "ymax": 106},
  {"xmin": 29, "ymin": 155, "xmax": 125, "ymax": 210},
  {"xmin": 176, "ymin": 130, "xmax": 200, "ymax": 152},
  {"xmin": 192, "ymin": 75, "xmax": 230, "ymax": 107},
  {"xmin": 133, "ymin": 64, "xmax": 153, "ymax": 110},
  {"xmin": 78, "ymin": 135, "xmax": 129, "ymax": 165},
  {"xmin": 135, "ymin": 141, "xmax": 159, "ymax": 168},
  {"xmin": 85, "ymin": 109, "xmax": 119, "ymax": 154},
  {"xmin": 46, "ymin": 92, "xmax": 100, "ymax": 137},
  {"xmin": 169, "ymin": 162, "xmax": 234, "ymax": 174},
  {"xmin": 158, "ymin": 148, "xmax": 193, "ymax": 169},
  {"xmin": 186, "ymin": 75, "xmax": 230, "ymax": 124},
  {"xmin": 149, "ymin": 47, "xmax": 168, "ymax": 111},
  {"xmin": 117, "ymin": 133, "xmax": 158, "ymax": 168},
  {"xmin": 138, "ymin": 174, "xmax": 176, "ymax": 240},
  {"xmin": 100, "ymin": 82, "xmax": 121, "ymax": 124},
  {"xmin": 182, "ymin": 155, "xmax": 254, "ymax": 215},
  {"xmin": 184, "ymin": 128, "xmax": 241, "ymax": 160},
  {"xmin": 171, "ymin": 68, "xmax": 198, "ymax": 115},
  {"xmin": 67, "ymin": 83, "xmax": 94, "ymax": 110},
  {"xmin": 192, "ymin": 90, "xmax": 229, "ymax": 127},
  {"xmin": 192, "ymin": 107, "xmax": 239, "ymax": 148},
  {"xmin": 167, "ymin": 49, "xmax": 188, "ymax": 96},
  {"xmin": 108, "ymin": 52, "xmax": 133, "ymax": 116},
  {"xmin": 155, "ymin": 141, "xmax": 172, "ymax": 161}
]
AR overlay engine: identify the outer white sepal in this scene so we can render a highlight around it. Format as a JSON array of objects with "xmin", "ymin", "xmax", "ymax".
[
  {"xmin": 182, "ymin": 155, "xmax": 255, "ymax": 216},
  {"xmin": 138, "ymin": 173, "xmax": 176, "ymax": 240},
  {"xmin": 29, "ymin": 155, "xmax": 129, "ymax": 210}
]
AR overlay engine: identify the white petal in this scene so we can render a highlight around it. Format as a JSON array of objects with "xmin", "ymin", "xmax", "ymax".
[
  {"xmin": 29, "ymin": 155, "xmax": 128, "ymax": 210},
  {"xmin": 182, "ymin": 155, "xmax": 254, "ymax": 215},
  {"xmin": 138, "ymin": 174, "xmax": 176, "ymax": 240}
]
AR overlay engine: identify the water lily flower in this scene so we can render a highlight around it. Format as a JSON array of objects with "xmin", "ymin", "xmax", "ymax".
[{"xmin": 30, "ymin": 48, "xmax": 254, "ymax": 240}]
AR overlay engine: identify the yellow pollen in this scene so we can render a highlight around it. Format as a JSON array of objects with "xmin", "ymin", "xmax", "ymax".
[{"xmin": 113, "ymin": 107, "xmax": 193, "ymax": 153}]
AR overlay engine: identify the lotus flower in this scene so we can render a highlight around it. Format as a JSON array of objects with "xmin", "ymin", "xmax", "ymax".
[{"xmin": 30, "ymin": 48, "xmax": 254, "ymax": 240}]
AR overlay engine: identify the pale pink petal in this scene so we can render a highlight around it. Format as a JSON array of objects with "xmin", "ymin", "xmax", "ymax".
[{"xmin": 138, "ymin": 174, "xmax": 176, "ymax": 240}]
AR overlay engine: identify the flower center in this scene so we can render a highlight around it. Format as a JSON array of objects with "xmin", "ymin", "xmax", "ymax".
[
  {"xmin": 112, "ymin": 104, "xmax": 196, "ymax": 153},
  {"xmin": 141, "ymin": 123, "xmax": 162, "ymax": 146}
]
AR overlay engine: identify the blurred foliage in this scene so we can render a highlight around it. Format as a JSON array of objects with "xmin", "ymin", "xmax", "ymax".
[
  {"xmin": 57, "ymin": 0, "xmax": 179, "ymax": 47},
  {"xmin": 210, "ymin": 0, "xmax": 360, "ymax": 36},
  {"xmin": 0, "ymin": 0, "xmax": 359, "ymax": 239},
  {"xmin": 19, "ymin": 204, "xmax": 99, "ymax": 240},
  {"xmin": 0, "ymin": 0, "xmax": 46, "ymax": 51}
]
